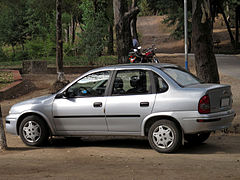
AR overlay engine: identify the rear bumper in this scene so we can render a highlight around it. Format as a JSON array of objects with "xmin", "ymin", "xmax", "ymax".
[{"xmin": 181, "ymin": 109, "xmax": 235, "ymax": 134}]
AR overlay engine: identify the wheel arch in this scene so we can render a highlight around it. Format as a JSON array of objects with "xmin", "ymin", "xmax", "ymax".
[
  {"xmin": 142, "ymin": 115, "xmax": 182, "ymax": 136},
  {"xmin": 16, "ymin": 112, "xmax": 54, "ymax": 135}
]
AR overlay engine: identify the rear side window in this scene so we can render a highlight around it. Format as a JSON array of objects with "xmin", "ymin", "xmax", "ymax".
[
  {"xmin": 162, "ymin": 68, "xmax": 200, "ymax": 87},
  {"xmin": 153, "ymin": 73, "xmax": 168, "ymax": 93}
]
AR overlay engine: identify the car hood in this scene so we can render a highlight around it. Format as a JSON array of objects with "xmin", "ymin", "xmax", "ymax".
[{"xmin": 9, "ymin": 94, "xmax": 55, "ymax": 114}]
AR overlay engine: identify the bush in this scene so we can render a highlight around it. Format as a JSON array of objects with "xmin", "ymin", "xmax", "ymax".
[
  {"xmin": 25, "ymin": 37, "xmax": 55, "ymax": 59},
  {"xmin": 12, "ymin": 51, "xmax": 28, "ymax": 61},
  {"xmin": 0, "ymin": 46, "xmax": 7, "ymax": 61}
]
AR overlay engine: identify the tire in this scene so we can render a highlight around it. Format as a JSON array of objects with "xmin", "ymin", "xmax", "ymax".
[
  {"xmin": 19, "ymin": 115, "xmax": 49, "ymax": 146},
  {"xmin": 148, "ymin": 120, "xmax": 182, "ymax": 153},
  {"xmin": 184, "ymin": 132, "xmax": 211, "ymax": 144}
]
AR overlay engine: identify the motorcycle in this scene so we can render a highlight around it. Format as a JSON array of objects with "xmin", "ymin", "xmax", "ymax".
[{"xmin": 128, "ymin": 45, "xmax": 160, "ymax": 64}]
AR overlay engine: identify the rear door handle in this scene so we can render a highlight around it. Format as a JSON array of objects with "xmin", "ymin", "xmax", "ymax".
[
  {"xmin": 93, "ymin": 102, "xmax": 102, "ymax": 108},
  {"xmin": 140, "ymin": 102, "xmax": 149, "ymax": 107}
]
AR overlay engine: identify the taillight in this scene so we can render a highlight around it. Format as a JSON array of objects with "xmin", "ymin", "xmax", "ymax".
[{"xmin": 198, "ymin": 95, "xmax": 210, "ymax": 114}]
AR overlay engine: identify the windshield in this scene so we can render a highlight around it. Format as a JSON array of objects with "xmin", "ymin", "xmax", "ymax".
[{"xmin": 162, "ymin": 67, "xmax": 201, "ymax": 87}]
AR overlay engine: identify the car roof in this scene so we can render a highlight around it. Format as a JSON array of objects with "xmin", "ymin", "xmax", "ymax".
[{"xmin": 92, "ymin": 63, "xmax": 180, "ymax": 72}]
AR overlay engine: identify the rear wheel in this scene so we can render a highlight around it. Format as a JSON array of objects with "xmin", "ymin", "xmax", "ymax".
[
  {"xmin": 148, "ymin": 120, "xmax": 182, "ymax": 153},
  {"xmin": 184, "ymin": 132, "xmax": 211, "ymax": 144},
  {"xmin": 19, "ymin": 115, "xmax": 49, "ymax": 146}
]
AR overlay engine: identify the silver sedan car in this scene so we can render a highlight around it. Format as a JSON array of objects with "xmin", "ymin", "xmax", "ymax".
[{"xmin": 6, "ymin": 64, "xmax": 235, "ymax": 153}]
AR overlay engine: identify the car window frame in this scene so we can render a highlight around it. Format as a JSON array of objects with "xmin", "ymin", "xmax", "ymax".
[
  {"xmin": 150, "ymin": 71, "xmax": 169, "ymax": 94},
  {"xmin": 64, "ymin": 70, "xmax": 113, "ymax": 98},
  {"xmin": 108, "ymin": 69, "xmax": 155, "ymax": 96}
]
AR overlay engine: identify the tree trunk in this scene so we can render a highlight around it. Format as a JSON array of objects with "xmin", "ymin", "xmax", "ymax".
[
  {"xmin": 0, "ymin": 105, "xmax": 7, "ymax": 151},
  {"xmin": 131, "ymin": 0, "xmax": 138, "ymax": 40},
  {"xmin": 113, "ymin": 0, "xmax": 139, "ymax": 64},
  {"xmin": 188, "ymin": 37, "xmax": 192, "ymax": 53},
  {"xmin": 21, "ymin": 43, "xmax": 25, "ymax": 52},
  {"xmin": 71, "ymin": 17, "xmax": 76, "ymax": 45},
  {"xmin": 218, "ymin": 3, "xmax": 235, "ymax": 47},
  {"xmin": 56, "ymin": 0, "xmax": 64, "ymax": 82},
  {"xmin": 11, "ymin": 45, "xmax": 15, "ymax": 58},
  {"xmin": 192, "ymin": 0, "xmax": 219, "ymax": 83},
  {"xmin": 107, "ymin": 24, "xmax": 114, "ymax": 55},
  {"xmin": 236, "ymin": 6, "xmax": 240, "ymax": 49},
  {"xmin": 66, "ymin": 26, "xmax": 70, "ymax": 44},
  {"xmin": 107, "ymin": 0, "xmax": 114, "ymax": 55}
]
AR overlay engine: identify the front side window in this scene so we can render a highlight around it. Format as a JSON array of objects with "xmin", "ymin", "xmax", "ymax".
[
  {"xmin": 162, "ymin": 67, "xmax": 200, "ymax": 87},
  {"xmin": 67, "ymin": 71, "xmax": 110, "ymax": 97},
  {"xmin": 112, "ymin": 70, "xmax": 151, "ymax": 95}
]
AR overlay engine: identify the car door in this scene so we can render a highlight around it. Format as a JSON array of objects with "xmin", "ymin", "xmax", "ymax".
[
  {"xmin": 105, "ymin": 69, "xmax": 156, "ymax": 133},
  {"xmin": 52, "ymin": 71, "xmax": 110, "ymax": 132}
]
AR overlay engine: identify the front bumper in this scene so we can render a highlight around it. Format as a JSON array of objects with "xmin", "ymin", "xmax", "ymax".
[
  {"xmin": 5, "ymin": 114, "xmax": 21, "ymax": 135},
  {"xmin": 181, "ymin": 109, "xmax": 236, "ymax": 134}
]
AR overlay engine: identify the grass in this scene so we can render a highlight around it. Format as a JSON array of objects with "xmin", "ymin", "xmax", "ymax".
[
  {"xmin": 0, "ymin": 55, "xmax": 118, "ymax": 68},
  {"xmin": 0, "ymin": 71, "xmax": 14, "ymax": 90}
]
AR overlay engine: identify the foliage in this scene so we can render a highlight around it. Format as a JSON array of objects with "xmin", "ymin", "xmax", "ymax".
[
  {"xmin": 0, "ymin": 71, "xmax": 14, "ymax": 83},
  {"xmin": 79, "ymin": 0, "xmax": 109, "ymax": 64},
  {"xmin": 0, "ymin": 45, "xmax": 7, "ymax": 61},
  {"xmin": 0, "ymin": 1, "xmax": 28, "ymax": 48},
  {"xmin": 25, "ymin": 0, "xmax": 55, "ymax": 39},
  {"xmin": 138, "ymin": 0, "xmax": 153, "ymax": 16},
  {"xmin": 24, "ymin": 36, "xmax": 55, "ymax": 59},
  {"xmin": 0, "ymin": 71, "xmax": 14, "ymax": 90}
]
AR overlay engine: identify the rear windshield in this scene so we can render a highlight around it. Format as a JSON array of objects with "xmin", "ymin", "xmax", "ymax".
[{"xmin": 162, "ymin": 67, "xmax": 201, "ymax": 87}]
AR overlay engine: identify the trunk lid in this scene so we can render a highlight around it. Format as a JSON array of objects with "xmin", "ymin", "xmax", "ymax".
[{"xmin": 187, "ymin": 83, "xmax": 232, "ymax": 113}]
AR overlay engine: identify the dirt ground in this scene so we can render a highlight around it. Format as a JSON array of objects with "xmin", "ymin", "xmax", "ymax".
[{"xmin": 0, "ymin": 134, "xmax": 240, "ymax": 180}]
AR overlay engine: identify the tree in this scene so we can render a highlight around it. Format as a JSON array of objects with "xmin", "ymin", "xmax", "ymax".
[
  {"xmin": 56, "ymin": 0, "xmax": 64, "ymax": 82},
  {"xmin": 0, "ymin": 1, "xmax": 29, "ymax": 56},
  {"xmin": 106, "ymin": 0, "xmax": 114, "ymax": 55},
  {"xmin": 113, "ymin": 0, "xmax": 140, "ymax": 64},
  {"xmin": 0, "ymin": 105, "xmax": 7, "ymax": 151},
  {"xmin": 131, "ymin": 0, "xmax": 139, "ymax": 40},
  {"xmin": 79, "ymin": 0, "xmax": 109, "ymax": 64},
  {"xmin": 211, "ymin": 0, "xmax": 235, "ymax": 47},
  {"xmin": 192, "ymin": 0, "xmax": 219, "ymax": 83}
]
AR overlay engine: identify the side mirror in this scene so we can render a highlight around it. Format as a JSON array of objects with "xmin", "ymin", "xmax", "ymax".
[
  {"xmin": 55, "ymin": 93, "xmax": 63, "ymax": 99},
  {"xmin": 55, "ymin": 91, "xmax": 69, "ymax": 99}
]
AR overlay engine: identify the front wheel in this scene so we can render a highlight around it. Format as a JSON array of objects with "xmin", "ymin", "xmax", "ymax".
[
  {"xmin": 148, "ymin": 120, "xmax": 182, "ymax": 153},
  {"xmin": 19, "ymin": 115, "xmax": 49, "ymax": 146},
  {"xmin": 184, "ymin": 132, "xmax": 211, "ymax": 144}
]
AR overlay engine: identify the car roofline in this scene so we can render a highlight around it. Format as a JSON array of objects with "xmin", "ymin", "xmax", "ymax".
[{"xmin": 91, "ymin": 63, "xmax": 180, "ymax": 72}]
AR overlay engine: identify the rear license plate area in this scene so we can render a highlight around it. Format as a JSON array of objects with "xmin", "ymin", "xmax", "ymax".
[{"xmin": 221, "ymin": 98, "xmax": 230, "ymax": 107}]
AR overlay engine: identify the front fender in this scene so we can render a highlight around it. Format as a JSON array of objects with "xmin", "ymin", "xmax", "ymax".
[{"xmin": 17, "ymin": 110, "xmax": 56, "ymax": 135}]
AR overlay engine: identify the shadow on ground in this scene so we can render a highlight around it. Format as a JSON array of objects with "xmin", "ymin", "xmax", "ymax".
[{"xmin": 29, "ymin": 135, "xmax": 240, "ymax": 155}]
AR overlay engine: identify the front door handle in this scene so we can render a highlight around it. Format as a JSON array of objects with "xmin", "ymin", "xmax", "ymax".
[
  {"xmin": 140, "ymin": 102, "xmax": 149, "ymax": 107},
  {"xmin": 93, "ymin": 102, "xmax": 102, "ymax": 108}
]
